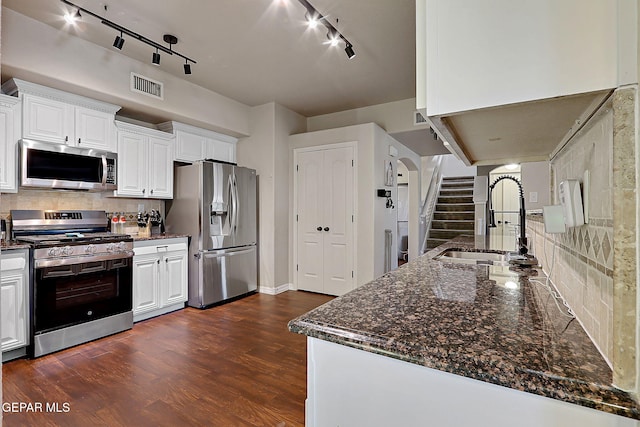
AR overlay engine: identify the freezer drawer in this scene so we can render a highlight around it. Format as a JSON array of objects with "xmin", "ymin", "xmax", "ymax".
[{"xmin": 195, "ymin": 245, "xmax": 257, "ymax": 308}]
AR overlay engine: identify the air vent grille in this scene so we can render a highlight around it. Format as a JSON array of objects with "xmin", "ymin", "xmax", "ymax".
[
  {"xmin": 130, "ymin": 73, "xmax": 164, "ymax": 100},
  {"xmin": 414, "ymin": 110, "xmax": 427, "ymax": 126}
]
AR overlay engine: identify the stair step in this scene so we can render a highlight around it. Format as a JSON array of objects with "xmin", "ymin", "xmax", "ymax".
[
  {"xmin": 439, "ymin": 189, "xmax": 473, "ymax": 197},
  {"xmin": 429, "ymin": 229, "xmax": 473, "ymax": 239},
  {"xmin": 435, "ymin": 203, "xmax": 475, "ymax": 212},
  {"xmin": 431, "ymin": 220, "xmax": 474, "ymax": 230},
  {"xmin": 437, "ymin": 196, "xmax": 473, "ymax": 204},
  {"xmin": 433, "ymin": 212, "xmax": 475, "ymax": 221}
]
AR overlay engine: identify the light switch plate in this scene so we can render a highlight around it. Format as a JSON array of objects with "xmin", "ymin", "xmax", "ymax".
[{"xmin": 529, "ymin": 192, "xmax": 538, "ymax": 203}]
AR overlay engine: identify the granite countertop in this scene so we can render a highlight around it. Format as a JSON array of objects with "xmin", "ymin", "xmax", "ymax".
[
  {"xmin": 288, "ymin": 236, "xmax": 640, "ymax": 420},
  {"xmin": 132, "ymin": 233, "xmax": 189, "ymax": 242}
]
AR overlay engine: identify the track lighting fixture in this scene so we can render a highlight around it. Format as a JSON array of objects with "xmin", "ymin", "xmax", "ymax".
[
  {"xmin": 113, "ymin": 31, "xmax": 125, "ymax": 50},
  {"xmin": 296, "ymin": 0, "xmax": 355, "ymax": 60},
  {"xmin": 60, "ymin": 0, "xmax": 197, "ymax": 72},
  {"xmin": 345, "ymin": 42, "xmax": 355, "ymax": 59},
  {"xmin": 64, "ymin": 8, "xmax": 81, "ymax": 24}
]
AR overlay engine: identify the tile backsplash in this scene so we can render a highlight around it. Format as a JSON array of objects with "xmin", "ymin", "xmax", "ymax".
[
  {"xmin": 527, "ymin": 97, "xmax": 614, "ymax": 365},
  {"xmin": 0, "ymin": 188, "xmax": 163, "ymax": 236}
]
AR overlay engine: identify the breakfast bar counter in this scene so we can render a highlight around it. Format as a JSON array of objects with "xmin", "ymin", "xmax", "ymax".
[{"xmin": 288, "ymin": 236, "xmax": 640, "ymax": 426}]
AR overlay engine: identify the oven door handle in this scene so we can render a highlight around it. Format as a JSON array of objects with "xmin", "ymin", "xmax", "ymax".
[{"xmin": 34, "ymin": 251, "xmax": 134, "ymax": 269}]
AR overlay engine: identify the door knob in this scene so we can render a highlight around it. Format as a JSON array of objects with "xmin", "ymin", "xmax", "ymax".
[
  {"xmin": 324, "ymin": 227, "xmax": 330, "ymax": 232},
  {"xmin": 316, "ymin": 226, "xmax": 322, "ymax": 231}
]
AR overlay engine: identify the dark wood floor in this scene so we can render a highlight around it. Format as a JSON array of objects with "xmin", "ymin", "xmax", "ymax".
[{"xmin": 3, "ymin": 291, "xmax": 333, "ymax": 426}]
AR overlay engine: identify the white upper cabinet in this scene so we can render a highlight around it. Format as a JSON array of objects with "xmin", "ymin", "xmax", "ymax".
[
  {"xmin": 421, "ymin": 0, "xmax": 617, "ymax": 116},
  {"xmin": 115, "ymin": 121, "xmax": 174, "ymax": 199},
  {"xmin": 158, "ymin": 121, "xmax": 237, "ymax": 164},
  {"xmin": 0, "ymin": 95, "xmax": 21, "ymax": 193},
  {"xmin": 1, "ymin": 79, "xmax": 120, "ymax": 152},
  {"xmin": 417, "ymin": 0, "xmax": 627, "ymax": 166}
]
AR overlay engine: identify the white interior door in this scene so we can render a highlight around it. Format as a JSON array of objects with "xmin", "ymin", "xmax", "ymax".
[
  {"xmin": 296, "ymin": 145, "xmax": 354, "ymax": 295},
  {"xmin": 296, "ymin": 150, "xmax": 325, "ymax": 293},
  {"xmin": 322, "ymin": 147, "xmax": 354, "ymax": 296}
]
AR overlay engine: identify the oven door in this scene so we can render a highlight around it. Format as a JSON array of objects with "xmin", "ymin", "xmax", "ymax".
[{"xmin": 34, "ymin": 257, "xmax": 132, "ymax": 334}]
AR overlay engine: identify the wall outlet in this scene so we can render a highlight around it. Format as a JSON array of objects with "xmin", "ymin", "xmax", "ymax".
[
  {"xmin": 529, "ymin": 192, "xmax": 538, "ymax": 203},
  {"xmin": 137, "ymin": 204, "xmax": 145, "ymax": 212}
]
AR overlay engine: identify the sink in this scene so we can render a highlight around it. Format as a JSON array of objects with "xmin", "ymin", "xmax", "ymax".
[{"xmin": 434, "ymin": 248, "xmax": 510, "ymax": 266}]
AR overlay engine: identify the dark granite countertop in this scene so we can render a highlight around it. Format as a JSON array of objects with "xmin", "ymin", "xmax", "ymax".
[
  {"xmin": 288, "ymin": 236, "xmax": 640, "ymax": 420},
  {"xmin": 132, "ymin": 233, "xmax": 189, "ymax": 242}
]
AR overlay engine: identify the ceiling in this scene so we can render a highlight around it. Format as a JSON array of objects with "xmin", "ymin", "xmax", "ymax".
[{"xmin": 1, "ymin": 0, "xmax": 417, "ymax": 118}]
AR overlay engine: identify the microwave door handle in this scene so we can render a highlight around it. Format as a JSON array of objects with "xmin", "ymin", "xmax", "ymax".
[{"xmin": 101, "ymin": 155, "xmax": 108, "ymax": 186}]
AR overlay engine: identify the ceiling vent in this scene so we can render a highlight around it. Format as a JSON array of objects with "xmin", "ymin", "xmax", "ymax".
[
  {"xmin": 413, "ymin": 110, "xmax": 427, "ymax": 126},
  {"xmin": 130, "ymin": 73, "xmax": 164, "ymax": 100}
]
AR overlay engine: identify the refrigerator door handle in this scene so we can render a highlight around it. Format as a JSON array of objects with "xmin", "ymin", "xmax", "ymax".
[{"xmin": 233, "ymin": 173, "xmax": 240, "ymax": 233}]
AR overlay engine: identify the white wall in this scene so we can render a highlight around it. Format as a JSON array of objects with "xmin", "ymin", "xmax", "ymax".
[
  {"xmin": 441, "ymin": 154, "xmax": 476, "ymax": 177},
  {"xmin": 236, "ymin": 103, "xmax": 306, "ymax": 292},
  {"xmin": 521, "ymin": 161, "xmax": 550, "ymax": 211},
  {"xmin": 1, "ymin": 8, "xmax": 250, "ymax": 137},
  {"xmin": 307, "ymin": 98, "xmax": 428, "ymax": 134},
  {"xmin": 289, "ymin": 123, "xmax": 421, "ymax": 285}
]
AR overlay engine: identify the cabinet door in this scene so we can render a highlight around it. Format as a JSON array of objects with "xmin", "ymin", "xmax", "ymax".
[
  {"xmin": 75, "ymin": 107, "xmax": 116, "ymax": 151},
  {"xmin": 148, "ymin": 136, "xmax": 173, "ymax": 199},
  {"xmin": 117, "ymin": 131, "xmax": 147, "ymax": 197},
  {"xmin": 175, "ymin": 131, "xmax": 205, "ymax": 162},
  {"xmin": 0, "ymin": 100, "xmax": 19, "ymax": 193},
  {"xmin": 204, "ymin": 138, "xmax": 235, "ymax": 163},
  {"xmin": 132, "ymin": 254, "xmax": 161, "ymax": 315},
  {"xmin": 23, "ymin": 94, "xmax": 74, "ymax": 144},
  {"xmin": 1, "ymin": 272, "xmax": 27, "ymax": 352},
  {"xmin": 162, "ymin": 251, "xmax": 188, "ymax": 306}
]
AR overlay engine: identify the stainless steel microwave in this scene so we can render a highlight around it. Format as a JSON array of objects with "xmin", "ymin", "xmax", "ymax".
[{"xmin": 20, "ymin": 139, "xmax": 117, "ymax": 191}]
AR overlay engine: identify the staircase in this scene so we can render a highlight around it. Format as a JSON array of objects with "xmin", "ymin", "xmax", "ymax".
[{"xmin": 426, "ymin": 176, "xmax": 475, "ymax": 250}]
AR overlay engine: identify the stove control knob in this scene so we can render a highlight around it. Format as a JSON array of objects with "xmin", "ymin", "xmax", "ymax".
[
  {"xmin": 62, "ymin": 246, "xmax": 74, "ymax": 256},
  {"xmin": 116, "ymin": 242, "xmax": 127, "ymax": 252},
  {"xmin": 85, "ymin": 245, "xmax": 97, "ymax": 254},
  {"xmin": 48, "ymin": 248, "xmax": 60, "ymax": 257},
  {"xmin": 106, "ymin": 243, "xmax": 115, "ymax": 253}
]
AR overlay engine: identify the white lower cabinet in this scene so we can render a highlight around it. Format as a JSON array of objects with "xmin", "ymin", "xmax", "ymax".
[
  {"xmin": 133, "ymin": 238, "xmax": 188, "ymax": 322},
  {"xmin": 1, "ymin": 248, "xmax": 29, "ymax": 361}
]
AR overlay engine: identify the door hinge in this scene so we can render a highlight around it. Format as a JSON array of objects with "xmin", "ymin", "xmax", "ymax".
[
  {"xmin": 296, "ymin": 214, "xmax": 299, "ymax": 222},
  {"xmin": 296, "ymin": 164, "xmax": 299, "ymax": 171},
  {"xmin": 352, "ymin": 215, "xmax": 354, "ymax": 222},
  {"xmin": 351, "ymin": 159, "xmax": 354, "ymax": 167},
  {"xmin": 352, "ymin": 271, "xmax": 354, "ymax": 278},
  {"xmin": 296, "ymin": 264, "xmax": 299, "ymax": 271}
]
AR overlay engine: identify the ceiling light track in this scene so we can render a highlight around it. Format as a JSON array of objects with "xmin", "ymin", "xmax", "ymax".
[
  {"xmin": 60, "ymin": 0, "xmax": 196, "ymax": 73},
  {"xmin": 296, "ymin": 0, "xmax": 356, "ymax": 59}
]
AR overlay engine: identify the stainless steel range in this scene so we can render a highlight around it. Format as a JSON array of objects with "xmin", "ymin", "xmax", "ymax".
[{"xmin": 11, "ymin": 210, "xmax": 133, "ymax": 357}]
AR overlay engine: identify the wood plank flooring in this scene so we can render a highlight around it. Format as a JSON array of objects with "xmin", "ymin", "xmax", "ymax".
[{"xmin": 3, "ymin": 291, "xmax": 333, "ymax": 426}]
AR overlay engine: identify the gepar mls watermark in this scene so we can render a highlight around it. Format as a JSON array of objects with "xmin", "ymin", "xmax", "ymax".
[{"xmin": 3, "ymin": 401, "xmax": 70, "ymax": 413}]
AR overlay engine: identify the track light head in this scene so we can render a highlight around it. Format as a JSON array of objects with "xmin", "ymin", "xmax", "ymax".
[
  {"xmin": 305, "ymin": 11, "xmax": 319, "ymax": 29},
  {"xmin": 327, "ymin": 30, "xmax": 340, "ymax": 47},
  {"xmin": 74, "ymin": 9, "xmax": 82, "ymax": 19},
  {"xmin": 345, "ymin": 43, "xmax": 355, "ymax": 59},
  {"xmin": 152, "ymin": 50, "xmax": 161, "ymax": 65},
  {"xmin": 113, "ymin": 33, "xmax": 125, "ymax": 50},
  {"xmin": 184, "ymin": 62, "xmax": 192, "ymax": 75}
]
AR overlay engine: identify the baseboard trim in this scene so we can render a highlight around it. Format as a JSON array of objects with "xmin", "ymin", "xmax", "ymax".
[{"xmin": 259, "ymin": 284, "xmax": 292, "ymax": 295}]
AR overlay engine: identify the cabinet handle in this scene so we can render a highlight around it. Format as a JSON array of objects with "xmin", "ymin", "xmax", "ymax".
[
  {"xmin": 165, "ymin": 258, "xmax": 168, "ymax": 263},
  {"xmin": 65, "ymin": 136, "xmax": 69, "ymax": 143},
  {"xmin": 324, "ymin": 227, "xmax": 330, "ymax": 232},
  {"xmin": 78, "ymin": 138, "xmax": 82, "ymax": 144},
  {"xmin": 150, "ymin": 189, "xmax": 154, "ymax": 195},
  {"xmin": 316, "ymin": 226, "xmax": 322, "ymax": 231},
  {"xmin": 142, "ymin": 189, "xmax": 146, "ymax": 194},
  {"xmin": 157, "ymin": 259, "xmax": 160, "ymax": 264}
]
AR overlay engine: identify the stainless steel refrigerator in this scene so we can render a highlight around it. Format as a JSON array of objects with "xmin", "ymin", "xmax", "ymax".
[{"xmin": 166, "ymin": 161, "xmax": 258, "ymax": 308}]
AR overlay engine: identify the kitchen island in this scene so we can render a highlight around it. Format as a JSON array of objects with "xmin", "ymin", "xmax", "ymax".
[{"xmin": 288, "ymin": 236, "xmax": 640, "ymax": 426}]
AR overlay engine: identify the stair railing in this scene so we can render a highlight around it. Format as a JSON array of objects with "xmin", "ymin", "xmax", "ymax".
[{"xmin": 419, "ymin": 155, "xmax": 444, "ymax": 254}]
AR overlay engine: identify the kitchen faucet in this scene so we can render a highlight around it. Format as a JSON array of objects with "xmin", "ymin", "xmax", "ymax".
[{"xmin": 488, "ymin": 175, "xmax": 528, "ymax": 255}]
